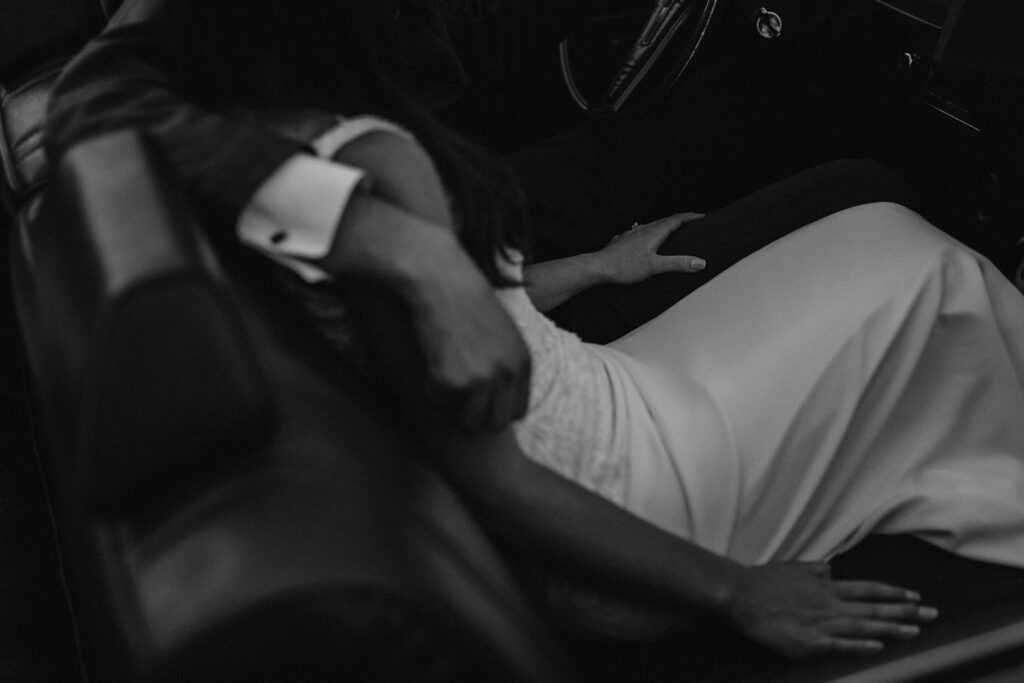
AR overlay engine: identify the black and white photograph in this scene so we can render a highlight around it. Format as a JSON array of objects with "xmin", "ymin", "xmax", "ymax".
[{"xmin": 0, "ymin": 0, "xmax": 1022, "ymax": 680}]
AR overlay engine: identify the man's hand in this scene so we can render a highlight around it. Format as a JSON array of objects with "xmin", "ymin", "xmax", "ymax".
[
  {"xmin": 726, "ymin": 562, "xmax": 938, "ymax": 659},
  {"xmin": 319, "ymin": 128, "xmax": 531, "ymax": 430},
  {"xmin": 403, "ymin": 230, "xmax": 532, "ymax": 430},
  {"xmin": 319, "ymin": 194, "xmax": 530, "ymax": 431}
]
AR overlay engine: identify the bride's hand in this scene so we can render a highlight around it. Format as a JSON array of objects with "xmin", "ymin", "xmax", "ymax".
[
  {"xmin": 726, "ymin": 562, "xmax": 938, "ymax": 658},
  {"xmin": 598, "ymin": 213, "xmax": 706, "ymax": 285}
]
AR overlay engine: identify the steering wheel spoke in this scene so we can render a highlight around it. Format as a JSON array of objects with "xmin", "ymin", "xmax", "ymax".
[{"xmin": 560, "ymin": 0, "xmax": 720, "ymax": 116}]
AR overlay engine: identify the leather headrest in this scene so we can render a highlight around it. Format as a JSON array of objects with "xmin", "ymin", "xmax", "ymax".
[{"xmin": 1, "ymin": 64, "xmax": 62, "ymax": 210}]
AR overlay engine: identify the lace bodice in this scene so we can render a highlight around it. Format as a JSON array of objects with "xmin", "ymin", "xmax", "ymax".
[{"xmin": 493, "ymin": 254, "xmax": 627, "ymax": 504}]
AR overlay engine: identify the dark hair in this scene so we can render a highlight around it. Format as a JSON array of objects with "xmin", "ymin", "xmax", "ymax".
[{"xmin": 167, "ymin": 0, "xmax": 528, "ymax": 285}]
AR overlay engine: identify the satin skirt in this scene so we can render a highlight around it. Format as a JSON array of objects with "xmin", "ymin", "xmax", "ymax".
[{"xmin": 593, "ymin": 202, "xmax": 1024, "ymax": 568}]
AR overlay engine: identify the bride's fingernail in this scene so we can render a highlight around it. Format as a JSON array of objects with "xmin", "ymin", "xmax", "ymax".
[
  {"xmin": 906, "ymin": 591, "xmax": 921, "ymax": 601},
  {"xmin": 919, "ymin": 606, "xmax": 939, "ymax": 620},
  {"xmin": 899, "ymin": 625, "xmax": 921, "ymax": 637},
  {"xmin": 690, "ymin": 258, "xmax": 706, "ymax": 270}
]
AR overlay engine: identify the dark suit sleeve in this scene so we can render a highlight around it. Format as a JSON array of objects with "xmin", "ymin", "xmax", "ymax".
[{"xmin": 45, "ymin": 0, "xmax": 310, "ymax": 221}]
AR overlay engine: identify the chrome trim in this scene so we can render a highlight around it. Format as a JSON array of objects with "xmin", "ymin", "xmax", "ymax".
[
  {"xmin": 923, "ymin": 94, "xmax": 981, "ymax": 133},
  {"xmin": 830, "ymin": 618, "xmax": 1024, "ymax": 683},
  {"xmin": 869, "ymin": 0, "xmax": 944, "ymax": 30}
]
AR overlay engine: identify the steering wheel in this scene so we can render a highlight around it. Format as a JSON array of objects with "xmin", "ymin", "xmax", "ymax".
[{"xmin": 559, "ymin": 0, "xmax": 726, "ymax": 116}]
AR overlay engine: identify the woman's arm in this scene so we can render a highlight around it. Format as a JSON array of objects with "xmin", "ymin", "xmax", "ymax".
[
  {"xmin": 524, "ymin": 214, "xmax": 707, "ymax": 311},
  {"xmin": 358, "ymin": 285, "xmax": 937, "ymax": 658},
  {"xmin": 422, "ymin": 426, "xmax": 936, "ymax": 659},
  {"xmin": 341, "ymin": 132, "xmax": 937, "ymax": 659}
]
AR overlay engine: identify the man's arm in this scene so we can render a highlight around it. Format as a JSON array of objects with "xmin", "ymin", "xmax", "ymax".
[
  {"xmin": 321, "ymin": 129, "xmax": 531, "ymax": 429},
  {"xmin": 45, "ymin": 1, "xmax": 530, "ymax": 429},
  {"xmin": 45, "ymin": 0, "xmax": 317, "ymax": 218}
]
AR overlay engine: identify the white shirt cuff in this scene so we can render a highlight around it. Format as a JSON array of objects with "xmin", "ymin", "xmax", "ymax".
[
  {"xmin": 237, "ymin": 116, "xmax": 411, "ymax": 283},
  {"xmin": 238, "ymin": 154, "xmax": 364, "ymax": 282}
]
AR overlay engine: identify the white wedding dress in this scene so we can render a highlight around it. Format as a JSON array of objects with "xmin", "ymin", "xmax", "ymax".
[{"xmin": 497, "ymin": 202, "xmax": 1024, "ymax": 570}]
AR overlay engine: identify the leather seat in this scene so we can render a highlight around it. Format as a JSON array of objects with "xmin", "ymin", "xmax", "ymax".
[
  {"xmin": 13, "ymin": 125, "xmax": 573, "ymax": 682},
  {"xmin": 2, "ymin": 1, "xmax": 570, "ymax": 680}
]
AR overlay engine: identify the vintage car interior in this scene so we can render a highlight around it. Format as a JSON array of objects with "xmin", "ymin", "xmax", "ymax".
[{"xmin": 1, "ymin": 0, "xmax": 1023, "ymax": 681}]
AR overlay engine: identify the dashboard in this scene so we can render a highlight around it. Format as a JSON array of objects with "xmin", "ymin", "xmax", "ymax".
[
  {"xmin": 796, "ymin": 0, "xmax": 1024, "ymax": 261},
  {"xmin": 506, "ymin": 0, "xmax": 1022, "ymax": 261},
  {"xmin": 830, "ymin": 0, "xmax": 1022, "ymax": 140},
  {"xmin": 826, "ymin": 1, "xmax": 967, "ymax": 128}
]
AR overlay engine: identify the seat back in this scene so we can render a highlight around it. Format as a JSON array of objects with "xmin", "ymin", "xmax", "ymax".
[
  {"xmin": 11, "ymin": 127, "xmax": 573, "ymax": 683},
  {"xmin": 1, "ymin": 6, "xmax": 576, "ymax": 678}
]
